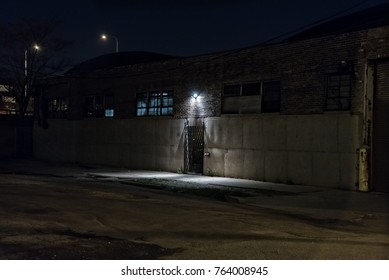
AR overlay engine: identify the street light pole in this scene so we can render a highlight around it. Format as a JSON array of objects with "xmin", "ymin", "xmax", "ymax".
[
  {"xmin": 24, "ymin": 44, "xmax": 40, "ymax": 97},
  {"xmin": 101, "ymin": 34, "xmax": 119, "ymax": 53},
  {"xmin": 24, "ymin": 49, "xmax": 28, "ymax": 97}
]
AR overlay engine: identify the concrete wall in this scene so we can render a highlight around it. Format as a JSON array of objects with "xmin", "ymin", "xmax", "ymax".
[
  {"xmin": 0, "ymin": 122, "xmax": 33, "ymax": 158},
  {"xmin": 34, "ymin": 118, "xmax": 185, "ymax": 172},
  {"xmin": 204, "ymin": 114, "xmax": 361, "ymax": 190},
  {"xmin": 35, "ymin": 113, "xmax": 361, "ymax": 190},
  {"xmin": 0, "ymin": 124, "xmax": 15, "ymax": 158}
]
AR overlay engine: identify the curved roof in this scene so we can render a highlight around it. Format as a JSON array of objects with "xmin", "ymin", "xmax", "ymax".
[
  {"xmin": 67, "ymin": 51, "xmax": 180, "ymax": 74},
  {"xmin": 287, "ymin": 3, "xmax": 389, "ymax": 41}
]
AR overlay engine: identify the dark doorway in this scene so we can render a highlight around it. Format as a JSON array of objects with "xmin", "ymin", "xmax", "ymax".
[{"xmin": 184, "ymin": 122, "xmax": 204, "ymax": 174}]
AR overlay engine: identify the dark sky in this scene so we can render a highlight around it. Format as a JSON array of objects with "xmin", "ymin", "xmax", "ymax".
[{"xmin": 2, "ymin": 0, "xmax": 388, "ymax": 65}]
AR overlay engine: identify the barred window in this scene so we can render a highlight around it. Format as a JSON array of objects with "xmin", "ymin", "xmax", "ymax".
[
  {"xmin": 326, "ymin": 74, "xmax": 351, "ymax": 111},
  {"xmin": 136, "ymin": 91, "xmax": 173, "ymax": 116}
]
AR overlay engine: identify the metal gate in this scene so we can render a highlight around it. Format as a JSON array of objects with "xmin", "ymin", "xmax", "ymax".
[
  {"xmin": 373, "ymin": 61, "xmax": 389, "ymax": 192},
  {"xmin": 184, "ymin": 121, "xmax": 204, "ymax": 174}
]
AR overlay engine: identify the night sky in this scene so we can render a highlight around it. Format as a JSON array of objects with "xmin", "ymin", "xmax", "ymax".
[{"xmin": 2, "ymin": 0, "xmax": 388, "ymax": 65}]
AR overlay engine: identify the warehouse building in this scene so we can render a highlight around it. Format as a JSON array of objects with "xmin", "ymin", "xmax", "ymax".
[{"xmin": 34, "ymin": 4, "xmax": 389, "ymax": 192}]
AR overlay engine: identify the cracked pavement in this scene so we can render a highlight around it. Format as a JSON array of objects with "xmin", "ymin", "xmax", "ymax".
[{"xmin": 0, "ymin": 159, "xmax": 388, "ymax": 259}]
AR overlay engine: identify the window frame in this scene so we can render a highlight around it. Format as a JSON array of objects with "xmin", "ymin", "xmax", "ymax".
[
  {"xmin": 136, "ymin": 90, "xmax": 173, "ymax": 117},
  {"xmin": 325, "ymin": 73, "xmax": 352, "ymax": 111},
  {"xmin": 46, "ymin": 97, "xmax": 69, "ymax": 119},
  {"xmin": 222, "ymin": 81, "xmax": 280, "ymax": 114},
  {"xmin": 85, "ymin": 95, "xmax": 115, "ymax": 118},
  {"xmin": 261, "ymin": 81, "xmax": 281, "ymax": 113}
]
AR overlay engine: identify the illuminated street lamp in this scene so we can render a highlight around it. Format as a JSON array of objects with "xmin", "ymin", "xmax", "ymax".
[
  {"xmin": 24, "ymin": 44, "xmax": 40, "ymax": 97},
  {"xmin": 101, "ymin": 33, "xmax": 119, "ymax": 53}
]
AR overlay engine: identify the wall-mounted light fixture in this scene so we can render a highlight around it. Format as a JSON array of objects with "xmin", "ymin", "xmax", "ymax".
[{"xmin": 192, "ymin": 92, "xmax": 200, "ymax": 99}]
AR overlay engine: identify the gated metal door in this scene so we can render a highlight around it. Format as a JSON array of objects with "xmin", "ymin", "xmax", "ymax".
[
  {"xmin": 184, "ymin": 123, "xmax": 204, "ymax": 174},
  {"xmin": 373, "ymin": 61, "xmax": 389, "ymax": 192}
]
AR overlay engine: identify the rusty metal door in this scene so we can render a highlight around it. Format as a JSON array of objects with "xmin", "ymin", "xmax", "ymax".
[{"xmin": 184, "ymin": 122, "xmax": 204, "ymax": 174}]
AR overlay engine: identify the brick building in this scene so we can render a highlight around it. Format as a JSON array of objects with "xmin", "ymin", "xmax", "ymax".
[{"xmin": 34, "ymin": 4, "xmax": 389, "ymax": 192}]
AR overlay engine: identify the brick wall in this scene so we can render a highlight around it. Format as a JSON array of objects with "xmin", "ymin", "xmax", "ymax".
[{"xmin": 41, "ymin": 26, "xmax": 389, "ymax": 120}]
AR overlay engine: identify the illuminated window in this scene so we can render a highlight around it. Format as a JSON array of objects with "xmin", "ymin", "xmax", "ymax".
[
  {"xmin": 85, "ymin": 95, "xmax": 114, "ymax": 118},
  {"xmin": 326, "ymin": 74, "xmax": 351, "ymax": 111},
  {"xmin": 136, "ymin": 91, "xmax": 173, "ymax": 116},
  {"xmin": 105, "ymin": 95, "xmax": 114, "ymax": 117},
  {"xmin": 47, "ymin": 97, "xmax": 68, "ymax": 119},
  {"xmin": 105, "ymin": 109, "xmax": 114, "ymax": 117},
  {"xmin": 222, "ymin": 81, "xmax": 280, "ymax": 114},
  {"xmin": 136, "ymin": 93, "xmax": 148, "ymax": 116}
]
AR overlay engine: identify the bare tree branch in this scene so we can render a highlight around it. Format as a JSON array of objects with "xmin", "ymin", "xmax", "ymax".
[{"xmin": 0, "ymin": 18, "xmax": 72, "ymax": 118}]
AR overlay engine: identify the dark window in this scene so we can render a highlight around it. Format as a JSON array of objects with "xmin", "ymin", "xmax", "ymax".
[
  {"xmin": 85, "ymin": 95, "xmax": 114, "ymax": 118},
  {"xmin": 326, "ymin": 74, "xmax": 351, "ymax": 111},
  {"xmin": 224, "ymin": 85, "xmax": 241, "ymax": 96},
  {"xmin": 136, "ymin": 91, "xmax": 173, "ymax": 116},
  {"xmin": 222, "ymin": 81, "xmax": 280, "ymax": 114},
  {"xmin": 242, "ymin": 82, "xmax": 260, "ymax": 96},
  {"xmin": 262, "ymin": 81, "xmax": 281, "ymax": 113},
  {"xmin": 47, "ymin": 97, "xmax": 68, "ymax": 119},
  {"xmin": 85, "ymin": 95, "xmax": 104, "ymax": 117}
]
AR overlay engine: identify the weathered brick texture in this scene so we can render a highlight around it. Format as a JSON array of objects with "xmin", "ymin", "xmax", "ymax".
[{"xmin": 41, "ymin": 26, "xmax": 389, "ymax": 120}]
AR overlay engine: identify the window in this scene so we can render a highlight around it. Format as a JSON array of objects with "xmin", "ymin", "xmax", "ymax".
[
  {"xmin": 136, "ymin": 91, "xmax": 173, "ymax": 116},
  {"xmin": 85, "ymin": 95, "xmax": 114, "ymax": 118},
  {"xmin": 262, "ymin": 81, "xmax": 281, "ymax": 113},
  {"xmin": 104, "ymin": 95, "xmax": 114, "ymax": 118},
  {"xmin": 47, "ymin": 97, "xmax": 68, "ymax": 119},
  {"xmin": 224, "ymin": 84, "xmax": 241, "ymax": 97},
  {"xmin": 242, "ymin": 82, "xmax": 261, "ymax": 96},
  {"xmin": 222, "ymin": 81, "xmax": 280, "ymax": 114},
  {"xmin": 326, "ymin": 74, "xmax": 351, "ymax": 111}
]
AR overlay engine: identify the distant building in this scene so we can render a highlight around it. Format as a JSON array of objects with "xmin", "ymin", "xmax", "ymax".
[
  {"xmin": 0, "ymin": 84, "xmax": 15, "ymax": 115},
  {"xmin": 0, "ymin": 84, "xmax": 34, "ymax": 116},
  {"xmin": 35, "ymin": 4, "xmax": 389, "ymax": 192}
]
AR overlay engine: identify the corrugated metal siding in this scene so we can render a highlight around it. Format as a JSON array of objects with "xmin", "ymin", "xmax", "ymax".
[{"xmin": 373, "ymin": 61, "xmax": 389, "ymax": 192}]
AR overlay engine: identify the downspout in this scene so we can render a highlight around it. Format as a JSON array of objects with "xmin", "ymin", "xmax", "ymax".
[{"xmin": 359, "ymin": 63, "xmax": 373, "ymax": 192}]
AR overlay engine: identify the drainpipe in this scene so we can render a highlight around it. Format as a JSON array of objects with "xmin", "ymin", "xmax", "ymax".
[
  {"xmin": 359, "ymin": 63, "xmax": 373, "ymax": 192},
  {"xmin": 358, "ymin": 146, "xmax": 369, "ymax": 192}
]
